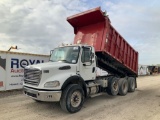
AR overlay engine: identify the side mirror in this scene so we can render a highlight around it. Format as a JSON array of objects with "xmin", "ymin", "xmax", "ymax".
[
  {"xmin": 50, "ymin": 50, "xmax": 53, "ymax": 56},
  {"xmin": 90, "ymin": 53, "xmax": 94, "ymax": 63}
]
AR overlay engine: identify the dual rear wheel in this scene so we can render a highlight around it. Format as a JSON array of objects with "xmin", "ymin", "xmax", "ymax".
[
  {"xmin": 60, "ymin": 77, "xmax": 136, "ymax": 113},
  {"xmin": 107, "ymin": 76, "xmax": 136, "ymax": 96}
]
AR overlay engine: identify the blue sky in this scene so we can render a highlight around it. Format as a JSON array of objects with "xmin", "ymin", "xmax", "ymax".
[{"xmin": 0, "ymin": 0, "xmax": 160, "ymax": 65}]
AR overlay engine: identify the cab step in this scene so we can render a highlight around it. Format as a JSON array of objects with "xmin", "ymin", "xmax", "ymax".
[{"xmin": 89, "ymin": 93, "xmax": 103, "ymax": 98}]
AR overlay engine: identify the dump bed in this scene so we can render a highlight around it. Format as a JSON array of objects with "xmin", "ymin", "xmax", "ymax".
[{"xmin": 67, "ymin": 7, "xmax": 138, "ymax": 77}]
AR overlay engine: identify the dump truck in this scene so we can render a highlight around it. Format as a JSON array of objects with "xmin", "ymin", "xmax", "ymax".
[{"xmin": 23, "ymin": 7, "xmax": 138, "ymax": 113}]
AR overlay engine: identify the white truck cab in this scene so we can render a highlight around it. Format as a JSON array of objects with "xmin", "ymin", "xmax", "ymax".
[{"xmin": 23, "ymin": 45, "xmax": 100, "ymax": 112}]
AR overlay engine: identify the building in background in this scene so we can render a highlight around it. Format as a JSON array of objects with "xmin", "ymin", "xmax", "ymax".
[
  {"xmin": 0, "ymin": 50, "xmax": 49, "ymax": 91},
  {"xmin": 138, "ymin": 64, "xmax": 149, "ymax": 76},
  {"xmin": 138, "ymin": 64, "xmax": 160, "ymax": 76}
]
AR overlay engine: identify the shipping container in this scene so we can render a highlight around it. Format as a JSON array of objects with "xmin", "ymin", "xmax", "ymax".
[
  {"xmin": 67, "ymin": 7, "xmax": 138, "ymax": 77},
  {"xmin": 0, "ymin": 51, "xmax": 49, "ymax": 91}
]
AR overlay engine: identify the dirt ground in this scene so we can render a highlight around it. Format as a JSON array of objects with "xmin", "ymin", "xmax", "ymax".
[{"xmin": 0, "ymin": 75, "xmax": 160, "ymax": 120}]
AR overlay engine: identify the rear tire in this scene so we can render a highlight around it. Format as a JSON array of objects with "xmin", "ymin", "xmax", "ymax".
[
  {"xmin": 60, "ymin": 84, "xmax": 84, "ymax": 113},
  {"xmin": 118, "ymin": 78, "xmax": 128, "ymax": 96},
  {"xmin": 107, "ymin": 77, "xmax": 119, "ymax": 96},
  {"xmin": 128, "ymin": 77, "xmax": 136, "ymax": 92}
]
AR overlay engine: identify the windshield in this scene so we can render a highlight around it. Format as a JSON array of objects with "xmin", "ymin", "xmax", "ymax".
[{"xmin": 50, "ymin": 46, "xmax": 80, "ymax": 64}]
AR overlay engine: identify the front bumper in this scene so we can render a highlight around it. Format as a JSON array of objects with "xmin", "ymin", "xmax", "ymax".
[{"xmin": 23, "ymin": 86, "xmax": 62, "ymax": 102}]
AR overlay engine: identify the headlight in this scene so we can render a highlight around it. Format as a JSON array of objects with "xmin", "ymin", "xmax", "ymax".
[{"xmin": 44, "ymin": 81, "xmax": 60, "ymax": 88}]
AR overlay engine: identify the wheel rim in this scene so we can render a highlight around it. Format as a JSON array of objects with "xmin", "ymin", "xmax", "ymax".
[
  {"xmin": 71, "ymin": 91, "xmax": 82, "ymax": 107},
  {"xmin": 113, "ymin": 81, "xmax": 118, "ymax": 91}
]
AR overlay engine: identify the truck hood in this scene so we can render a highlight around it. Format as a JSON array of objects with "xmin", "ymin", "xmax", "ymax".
[
  {"xmin": 26, "ymin": 62, "xmax": 73, "ymax": 70},
  {"xmin": 24, "ymin": 61, "xmax": 77, "ymax": 90}
]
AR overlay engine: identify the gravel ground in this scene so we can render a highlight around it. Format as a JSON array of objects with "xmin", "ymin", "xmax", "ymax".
[{"xmin": 0, "ymin": 75, "xmax": 160, "ymax": 120}]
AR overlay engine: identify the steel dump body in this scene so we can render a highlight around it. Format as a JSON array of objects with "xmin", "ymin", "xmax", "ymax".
[{"xmin": 67, "ymin": 7, "xmax": 138, "ymax": 77}]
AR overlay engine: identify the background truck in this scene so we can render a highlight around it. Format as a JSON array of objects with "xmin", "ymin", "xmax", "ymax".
[
  {"xmin": 148, "ymin": 66, "xmax": 159, "ymax": 75},
  {"xmin": 23, "ymin": 7, "xmax": 138, "ymax": 113}
]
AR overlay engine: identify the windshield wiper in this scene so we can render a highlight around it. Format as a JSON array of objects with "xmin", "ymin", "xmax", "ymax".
[{"xmin": 59, "ymin": 60, "xmax": 71, "ymax": 63}]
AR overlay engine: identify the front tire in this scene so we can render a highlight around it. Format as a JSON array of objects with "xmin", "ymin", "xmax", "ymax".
[{"xmin": 60, "ymin": 84, "xmax": 84, "ymax": 113}]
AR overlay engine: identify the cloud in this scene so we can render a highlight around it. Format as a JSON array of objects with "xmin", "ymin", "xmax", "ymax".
[
  {"xmin": 0, "ymin": 0, "xmax": 89, "ymax": 54},
  {"xmin": 100, "ymin": 0, "xmax": 160, "ymax": 65},
  {"xmin": 0, "ymin": 0, "xmax": 160, "ymax": 65}
]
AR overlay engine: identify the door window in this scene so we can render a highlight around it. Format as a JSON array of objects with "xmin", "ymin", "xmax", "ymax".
[{"xmin": 81, "ymin": 47, "xmax": 91, "ymax": 63}]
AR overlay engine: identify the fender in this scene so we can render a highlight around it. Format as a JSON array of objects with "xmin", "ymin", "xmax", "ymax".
[{"xmin": 61, "ymin": 75, "xmax": 87, "ymax": 97}]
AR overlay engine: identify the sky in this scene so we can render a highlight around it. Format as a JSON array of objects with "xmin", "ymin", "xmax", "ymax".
[{"xmin": 0, "ymin": 0, "xmax": 160, "ymax": 65}]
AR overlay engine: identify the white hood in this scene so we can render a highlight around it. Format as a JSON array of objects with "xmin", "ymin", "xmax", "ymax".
[
  {"xmin": 26, "ymin": 62, "xmax": 72, "ymax": 70},
  {"xmin": 24, "ymin": 61, "xmax": 78, "ymax": 90}
]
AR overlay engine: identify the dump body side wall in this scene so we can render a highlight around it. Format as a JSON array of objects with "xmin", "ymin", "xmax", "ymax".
[
  {"xmin": 103, "ymin": 23, "xmax": 138, "ymax": 75},
  {"xmin": 69, "ymin": 7, "xmax": 138, "ymax": 76}
]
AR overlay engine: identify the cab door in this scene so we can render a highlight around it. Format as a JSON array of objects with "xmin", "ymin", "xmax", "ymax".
[{"xmin": 79, "ymin": 46, "xmax": 96, "ymax": 81}]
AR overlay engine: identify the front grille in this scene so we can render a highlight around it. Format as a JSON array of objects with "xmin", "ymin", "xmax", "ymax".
[{"xmin": 24, "ymin": 68, "xmax": 42, "ymax": 86}]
